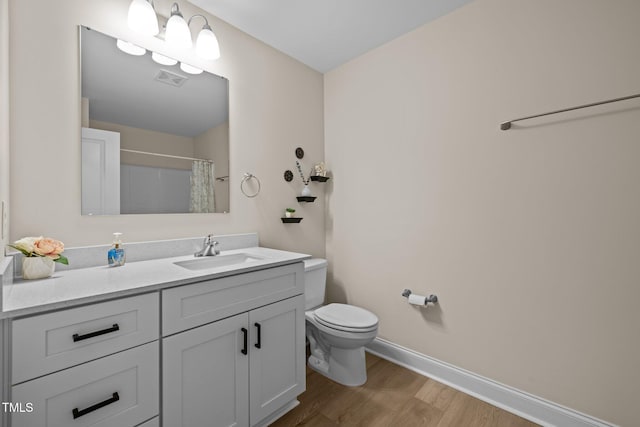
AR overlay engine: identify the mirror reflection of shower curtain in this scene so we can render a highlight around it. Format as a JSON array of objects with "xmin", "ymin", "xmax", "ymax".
[{"xmin": 190, "ymin": 160, "xmax": 216, "ymax": 213}]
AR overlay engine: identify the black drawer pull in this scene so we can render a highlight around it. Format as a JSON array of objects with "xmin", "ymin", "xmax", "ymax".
[
  {"xmin": 73, "ymin": 324, "xmax": 120, "ymax": 342},
  {"xmin": 72, "ymin": 392, "xmax": 120, "ymax": 419},
  {"xmin": 254, "ymin": 323, "xmax": 261, "ymax": 349},
  {"xmin": 241, "ymin": 327, "xmax": 248, "ymax": 355}
]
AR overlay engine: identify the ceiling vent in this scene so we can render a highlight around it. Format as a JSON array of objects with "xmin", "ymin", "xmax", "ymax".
[{"xmin": 154, "ymin": 69, "xmax": 188, "ymax": 87}]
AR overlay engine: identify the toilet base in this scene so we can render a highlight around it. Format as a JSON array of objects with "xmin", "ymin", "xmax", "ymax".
[{"xmin": 307, "ymin": 346, "xmax": 367, "ymax": 386}]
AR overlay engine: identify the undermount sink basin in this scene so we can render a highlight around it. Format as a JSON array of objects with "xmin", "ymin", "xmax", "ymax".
[{"xmin": 174, "ymin": 253, "xmax": 263, "ymax": 271}]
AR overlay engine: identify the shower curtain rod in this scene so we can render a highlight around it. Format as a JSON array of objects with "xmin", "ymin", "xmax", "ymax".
[
  {"xmin": 120, "ymin": 148, "xmax": 213, "ymax": 163},
  {"xmin": 500, "ymin": 92, "xmax": 640, "ymax": 130}
]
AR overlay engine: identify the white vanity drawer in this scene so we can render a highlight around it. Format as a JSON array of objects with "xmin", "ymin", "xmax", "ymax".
[
  {"xmin": 162, "ymin": 263, "xmax": 304, "ymax": 335},
  {"xmin": 11, "ymin": 341, "xmax": 159, "ymax": 427},
  {"xmin": 12, "ymin": 292, "xmax": 159, "ymax": 384}
]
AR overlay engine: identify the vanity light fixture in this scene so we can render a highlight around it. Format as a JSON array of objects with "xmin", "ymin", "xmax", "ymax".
[
  {"xmin": 126, "ymin": 1, "xmax": 221, "ymax": 60},
  {"xmin": 127, "ymin": 0, "xmax": 159, "ymax": 36},
  {"xmin": 124, "ymin": 1, "xmax": 221, "ymax": 61},
  {"xmin": 116, "ymin": 39, "xmax": 146, "ymax": 56}
]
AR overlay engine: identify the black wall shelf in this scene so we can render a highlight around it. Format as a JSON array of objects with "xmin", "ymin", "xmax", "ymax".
[
  {"xmin": 310, "ymin": 176, "xmax": 330, "ymax": 182},
  {"xmin": 296, "ymin": 196, "xmax": 316, "ymax": 203},
  {"xmin": 281, "ymin": 217, "xmax": 303, "ymax": 223}
]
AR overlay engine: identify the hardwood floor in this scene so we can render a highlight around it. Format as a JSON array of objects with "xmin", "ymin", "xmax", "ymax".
[{"xmin": 272, "ymin": 353, "xmax": 539, "ymax": 427}]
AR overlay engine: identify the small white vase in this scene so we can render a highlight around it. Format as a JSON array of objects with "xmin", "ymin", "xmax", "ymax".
[
  {"xmin": 285, "ymin": 211, "xmax": 293, "ymax": 218},
  {"xmin": 301, "ymin": 185, "xmax": 311, "ymax": 197},
  {"xmin": 22, "ymin": 256, "xmax": 55, "ymax": 280}
]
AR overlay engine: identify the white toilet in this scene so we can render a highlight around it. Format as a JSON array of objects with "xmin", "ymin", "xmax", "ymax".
[{"xmin": 304, "ymin": 258, "xmax": 379, "ymax": 386}]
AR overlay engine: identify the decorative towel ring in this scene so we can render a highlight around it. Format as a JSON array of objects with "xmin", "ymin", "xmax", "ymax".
[{"xmin": 241, "ymin": 173, "xmax": 261, "ymax": 198}]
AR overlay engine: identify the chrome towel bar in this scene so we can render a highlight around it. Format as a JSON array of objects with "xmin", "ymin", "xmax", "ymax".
[{"xmin": 500, "ymin": 92, "xmax": 640, "ymax": 130}]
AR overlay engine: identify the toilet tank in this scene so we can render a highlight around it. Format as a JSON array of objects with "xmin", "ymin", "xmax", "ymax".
[{"xmin": 303, "ymin": 258, "xmax": 327, "ymax": 310}]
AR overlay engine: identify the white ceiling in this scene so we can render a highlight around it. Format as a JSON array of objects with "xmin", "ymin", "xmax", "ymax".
[{"xmin": 188, "ymin": 0, "xmax": 474, "ymax": 73}]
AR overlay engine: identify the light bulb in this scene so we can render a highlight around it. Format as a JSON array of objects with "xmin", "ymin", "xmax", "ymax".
[
  {"xmin": 127, "ymin": 0, "xmax": 159, "ymax": 36},
  {"xmin": 116, "ymin": 39, "xmax": 146, "ymax": 56},
  {"xmin": 152, "ymin": 52, "xmax": 178, "ymax": 66},
  {"xmin": 180, "ymin": 62, "xmax": 203, "ymax": 75},
  {"xmin": 165, "ymin": 6, "xmax": 192, "ymax": 49},
  {"xmin": 195, "ymin": 25, "xmax": 220, "ymax": 60}
]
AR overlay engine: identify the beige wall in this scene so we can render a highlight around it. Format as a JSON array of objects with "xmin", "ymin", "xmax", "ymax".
[
  {"xmin": 9, "ymin": 0, "xmax": 325, "ymax": 257},
  {"xmin": 0, "ymin": 0, "xmax": 9, "ymax": 258},
  {"xmin": 324, "ymin": 0, "xmax": 640, "ymax": 425},
  {"xmin": 90, "ymin": 119, "xmax": 195, "ymax": 170},
  {"xmin": 195, "ymin": 121, "xmax": 230, "ymax": 212}
]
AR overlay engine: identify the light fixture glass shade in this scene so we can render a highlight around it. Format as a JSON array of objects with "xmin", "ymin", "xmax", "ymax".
[
  {"xmin": 195, "ymin": 26, "xmax": 220, "ymax": 60},
  {"xmin": 165, "ymin": 12, "xmax": 192, "ymax": 49},
  {"xmin": 180, "ymin": 62, "xmax": 203, "ymax": 75},
  {"xmin": 127, "ymin": 0, "xmax": 159, "ymax": 36},
  {"xmin": 152, "ymin": 52, "xmax": 178, "ymax": 66},
  {"xmin": 116, "ymin": 39, "xmax": 146, "ymax": 56}
]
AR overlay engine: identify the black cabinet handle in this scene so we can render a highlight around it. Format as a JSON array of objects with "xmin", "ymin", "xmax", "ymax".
[
  {"xmin": 254, "ymin": 323, "xmax": 261, "ymax": 349},
  {"xmin": 241, "ymin": 327, "xmax": 248, "ymax": 355},
  {"xmin": 73, "ymin": 324, "xmax": 120, "ymax": 342},
  {"xmin": 72, "ymin": 392, "xmax": 119, "ymax": 419}
]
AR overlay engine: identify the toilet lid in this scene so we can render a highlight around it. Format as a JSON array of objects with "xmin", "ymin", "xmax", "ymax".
[{"xmin": 314, "ymin": 304, "xmax": 378, "ymax": 330}]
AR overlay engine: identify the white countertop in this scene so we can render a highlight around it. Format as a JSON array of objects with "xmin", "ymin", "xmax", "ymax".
[{"xmin": 2, "ymin": 247, "xmax": 310, "ymax": 319}]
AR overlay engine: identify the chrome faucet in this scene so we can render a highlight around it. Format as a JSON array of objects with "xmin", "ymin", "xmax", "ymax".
[{"xmin": 195, "ymin": 234, "xmax": 220, "ymax": 257}]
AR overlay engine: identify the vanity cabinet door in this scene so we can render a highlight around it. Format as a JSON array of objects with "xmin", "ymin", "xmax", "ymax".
[
  {"xmin": 163, "ymin": 312, "xmax": 249, "ymax": 427},
  {"xmin": 249, "ymin": 295, "xmax": 306, "ymax": 426}
]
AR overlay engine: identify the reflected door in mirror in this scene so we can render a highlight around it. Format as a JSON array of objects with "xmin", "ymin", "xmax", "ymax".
[{"xmin": 81, "ymin": 127, "xmax": 120, "ymax": 215}]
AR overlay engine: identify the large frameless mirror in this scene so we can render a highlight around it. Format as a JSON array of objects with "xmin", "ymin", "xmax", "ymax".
[{"xmin": 80, "ymin": 26, "xmax": 229, "ymax": 215}]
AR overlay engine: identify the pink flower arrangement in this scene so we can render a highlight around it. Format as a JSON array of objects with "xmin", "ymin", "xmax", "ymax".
[{"xmin": 8, "ymin": 236, "xmax": 69, "ymax": 265}]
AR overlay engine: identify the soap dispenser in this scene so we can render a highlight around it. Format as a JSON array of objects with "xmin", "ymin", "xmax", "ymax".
[{"xmin": 108, "ymin": 232, "xmax": 126, "ymax": 267}]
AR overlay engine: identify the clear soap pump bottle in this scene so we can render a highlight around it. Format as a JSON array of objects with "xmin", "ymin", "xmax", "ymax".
[{"xmin": 108, "ymin": 232, "xmax": 126, "ymax": 267}]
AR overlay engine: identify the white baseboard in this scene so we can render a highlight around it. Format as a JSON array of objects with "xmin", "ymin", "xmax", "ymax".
[{"xmin": 366, "ymin": 338, "xmax": 616, "ymax": 427}]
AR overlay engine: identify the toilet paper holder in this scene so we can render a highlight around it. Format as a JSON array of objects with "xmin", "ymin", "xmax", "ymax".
[{"xmin": 402, "ymin": 289, "xmax": 438, "ymax": 305}]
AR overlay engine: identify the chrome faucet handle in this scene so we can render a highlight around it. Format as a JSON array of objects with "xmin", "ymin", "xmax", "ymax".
[{"xmin": 195, "ymin": 235, "xmax": 217, "ymax": 257}]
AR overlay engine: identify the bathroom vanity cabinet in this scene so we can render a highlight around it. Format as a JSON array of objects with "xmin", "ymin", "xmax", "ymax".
[
  {"xmin": 163, "ymin": 295, "xmax": 305, "ymax": 427},
  {"xmin": 3, "ymin": 260, "xmax": 306, "ymax": 427},
  {"xmin": 162, "ymin": 264, "xmax": 306, "ymax": 427}
]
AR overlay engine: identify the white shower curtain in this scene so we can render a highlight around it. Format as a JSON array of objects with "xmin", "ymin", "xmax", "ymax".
[{"xmin": 190, "ymin": 160, "xmax": 216, "ymax": 213}]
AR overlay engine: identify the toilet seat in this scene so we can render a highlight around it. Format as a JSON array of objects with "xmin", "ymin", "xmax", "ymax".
[{"xmin": 313, "ymin": 303, "xmax": 378, "ymax": 333}]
